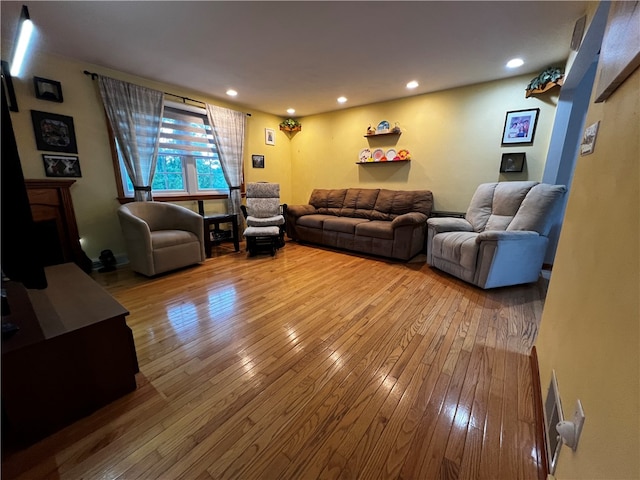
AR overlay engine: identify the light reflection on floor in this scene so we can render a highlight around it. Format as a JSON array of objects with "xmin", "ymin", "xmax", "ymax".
[
  {"xmin": 163, "ymin": 285, "xmax": 238, "ymax": 341},
  {"xmin": 206, "ymin": 285, "xmax": 238, "ymax": 321}
]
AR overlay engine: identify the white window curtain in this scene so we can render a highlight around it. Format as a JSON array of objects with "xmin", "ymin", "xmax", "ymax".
[
  {"xmin": 206, "ymin": 104, "xmax": 246, "ymax": 222},
  {"xmin": 98, "ymin": 76, "xmax": 164, "ymax": 201}
]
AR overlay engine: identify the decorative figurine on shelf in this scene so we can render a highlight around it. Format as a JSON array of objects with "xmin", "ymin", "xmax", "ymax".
[
  {"xmin": 367, "ymin": 124, "xmax": 376, "ymax": 135},
  {"xmin": 392, "ymin": 122, "xmax": 401, "ymax": 133},
  {"xmin": 397, "ymin": 149, "xmax": 411, "ymax": 160}
]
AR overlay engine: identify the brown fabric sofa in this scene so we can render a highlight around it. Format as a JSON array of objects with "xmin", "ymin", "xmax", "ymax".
[{"xmin": 285, "ymin": 188, "xmax": 433, "ymax": 260}]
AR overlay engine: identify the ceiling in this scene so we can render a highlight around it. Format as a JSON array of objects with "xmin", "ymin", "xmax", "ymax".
[{"xmin": 1, "ymin": 1, "xmax": 588, "ymax": 117}]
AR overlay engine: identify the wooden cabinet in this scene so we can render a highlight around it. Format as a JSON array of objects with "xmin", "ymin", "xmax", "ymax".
[{"xmin": 1, "ymin": 263, "xmax": 138, "ymax": 447}]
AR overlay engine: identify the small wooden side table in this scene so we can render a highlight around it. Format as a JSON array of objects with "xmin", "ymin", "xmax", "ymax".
[{"xmin": 203, "ymin": 213, "xmax": 240, "ymax": 256}]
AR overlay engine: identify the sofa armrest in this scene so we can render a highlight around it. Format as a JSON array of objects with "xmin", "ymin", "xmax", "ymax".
[
  {"xmin": 476, "ymin": 230, "xmax": 539, "ymax": 244},
  {"xmin": 286, "ymin": 204, "xmax": 318, "ymax": 218},
  {"xmin": 391, "ymin": 212, "xmax": 427, "ymax": 228},
  {"xmin": 426, "ymin": 217, "xmax": 473, "ymax": 233}
]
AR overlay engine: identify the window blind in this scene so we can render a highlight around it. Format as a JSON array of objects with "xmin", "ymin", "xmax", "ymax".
[{"xmin": 159, "ymin": 107, "xmax": 218, "ymax": 158}]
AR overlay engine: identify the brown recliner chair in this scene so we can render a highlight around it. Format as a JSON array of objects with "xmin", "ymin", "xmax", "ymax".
[{"xmin": 118, "ymin": 201, "xmax": 205, "ymax": 276}]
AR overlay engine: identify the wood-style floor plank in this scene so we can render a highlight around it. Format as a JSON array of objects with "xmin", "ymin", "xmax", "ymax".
[{"xmin": 1, "ymin": 241, "xmax": 548, "ymax": 480}]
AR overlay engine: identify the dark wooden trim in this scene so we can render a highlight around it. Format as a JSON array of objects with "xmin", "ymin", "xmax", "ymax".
[{"xmin": 530, "ymin": 346, "xmax": 549, "ymax": 480}]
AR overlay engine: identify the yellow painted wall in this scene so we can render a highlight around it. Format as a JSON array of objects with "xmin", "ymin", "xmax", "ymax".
[
  {"xmin": 6, "ymin": 49, "xmax": 560, "ymax": 263},
  {"xmin": 289, "ymin": 74, "xmax": 558, "ymax": 209},
  {"xmin": 4, "ymin": 50, "xmax": 290, "ymax": 260},
  {"xmin": 535, "ymin": 65, "xmax": 640, "ymax": 478}
]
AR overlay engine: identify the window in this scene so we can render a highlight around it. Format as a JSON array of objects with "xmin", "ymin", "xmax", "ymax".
[{"xmin": 115, "ymin": 102, "xmax": 231, "ymax": 199}]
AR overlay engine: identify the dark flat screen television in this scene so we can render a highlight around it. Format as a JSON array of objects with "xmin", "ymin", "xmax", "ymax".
[{"xmin": 1, "ymin": 81, "xmax": 47, "ymax": 289}]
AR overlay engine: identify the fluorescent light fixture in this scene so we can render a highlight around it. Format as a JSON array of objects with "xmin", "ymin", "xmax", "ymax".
[
  {"xmin": 506, "ymin": 58, "xmax": 524, "ymax": 69},
  {"xmin": 406, "ymin": 80, "xmax": 419, "ymax": 89},
  {"xmin": 226, "ymin": 89, "xmax": 238, "ymax": 97},
  {"xmin": 337, "ymin": 96, "xmax": 347, "ymax": 104},
  {"xmin": 10, "ymin": 5, "xmax": 34, "ymax": 77},
  {"xmin": 287, "ymin": 108, "xmax": 295, "ymax": 114}
]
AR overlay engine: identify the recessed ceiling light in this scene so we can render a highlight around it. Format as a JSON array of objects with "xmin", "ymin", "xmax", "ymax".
[
  {"xmin": 406, "ymin": 80, "xmax": 419, "ymax": 89},
  {"xmin": 337, "ymin": 96, "xmax": 347, "ymax": 104},
  {"xmin": 287, "ymin": 108, "xmax": 295, "ymax": 114},
  {"xmin": 226, "ymin": 89, "xmax": 238, "ymax": 97},
  {"xmin": 506, "ymin": 58, "xmax": 524, "ymax": 69}
]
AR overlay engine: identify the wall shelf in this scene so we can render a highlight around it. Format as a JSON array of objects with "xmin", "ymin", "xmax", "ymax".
[
  {"xmin": 356, "ymin": 159, "xmax": 410, "ymax": 165},
  {"xmin": 364, "ymin": 131, "xmax": 401, "ymax": 138},
  {"xmin": 280, "ymin": 125, "xmax": 301, "ymax": 132}
]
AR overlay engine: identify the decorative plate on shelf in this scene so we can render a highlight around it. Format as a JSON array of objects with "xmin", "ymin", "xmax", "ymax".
[
  {"xmin": 386, "ymin": 149, "xmax": 398, "ymax": 161},
  {"xmin": 376, "ymin": 120, "xmax": 390, "ymax": 133},
  {"xmin": 372, "ymin": 148, "xmax": 385, "ymax": 161},
  {"xmin": 359, "ymin": 148, "xmax": 371, "ymax": 163},
  {"xmin": 397, "ymin": 149, "xmax": 411, "ymax": 160}
]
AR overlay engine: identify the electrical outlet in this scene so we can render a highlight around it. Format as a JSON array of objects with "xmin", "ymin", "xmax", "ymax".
[{"xmin": 571, "ymin": 399, "xmax": 585, "ymax": 451}]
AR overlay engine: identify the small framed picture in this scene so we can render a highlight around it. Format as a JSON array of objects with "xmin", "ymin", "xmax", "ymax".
[
  {"xmin": 252, "ymin": 154, "xmax": 265, "ymax": 168},
  {"xmin": 34, "ymin": 76, "xmax": 63, "ymax": 102},
  {"xmin": 31, "ymin": 110, "xmax": 78, "ymax": 153},
  {"xmin": 580, "ymin": 121, "xmax": 600, "ymax": 156},
  {"xmin": 501, "ymin": 108, "xmax": 539, "ymax": 145},
  {"xmin": 42, "ymin": 154, "xmax": 81, "ymax": 178},
  {"xmin": 265, "ymin": 128, "xmax": 275, "ymax": 146},
  {"xmin": 500, "ymin": 152, "xmax": 526, "ymax": 173}
]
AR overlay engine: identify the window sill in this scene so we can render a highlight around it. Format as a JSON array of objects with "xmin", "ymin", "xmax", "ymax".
[{"xmin": 117, "ymin": 192, "xmax": 244, "ymax": 204}]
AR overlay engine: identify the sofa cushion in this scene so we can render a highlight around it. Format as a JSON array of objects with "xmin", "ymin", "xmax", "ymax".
[
  {"xmin": 247, "ymin": 215, "xmax": 285, "ymax": 227},
  {"xmin": 247, "ymin": 198, "xmax": 281, "ymax": 218},
  {"xmin": 323, "ymin": 217, "xmax": 370, "ymax": 234},
  {"xmin": 340, "ymin": 189, "xmax": 380, "ymax": 218},
  {"xmin": 507, "ymin": 183, "xmax": 566, "ymax": 235},
  {"xmin": 355, "ymin": 221, "xmax": 394, "ymax": 240},
  {"xmin": 297, "ymin": 214, "xmax": 335, "ymax": 229},
  {"xmin": 466, "ymin": 182, "xmax": 538, "ymax": 232},
  {"xmin": 309, "ymin": 189, "xmax": 347, "ymax": 216},
  {"xmin": 372, "ymin": 189, "xmax": 433, "ymax": 220},
  {"xmin": 244, "ymin": 226, "xmax": 280, "ymax": 237},
  {"xmin": 151, "ymin": 230, "xmax": 200, "ymax": 249}
]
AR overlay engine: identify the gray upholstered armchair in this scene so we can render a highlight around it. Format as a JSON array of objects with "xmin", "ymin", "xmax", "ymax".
[
  {"xmin": 118, "ymin": 201, "xmax": 205, "ymax": 276},
  {"xmin": 426, "ymin": 181, "xmax": 566, "ymax": 289}
]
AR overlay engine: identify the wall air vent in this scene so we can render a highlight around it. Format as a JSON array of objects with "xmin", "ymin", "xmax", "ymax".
[{"xmin": 544, "ymin": 370, "xmax": 564, "ymax": 474}]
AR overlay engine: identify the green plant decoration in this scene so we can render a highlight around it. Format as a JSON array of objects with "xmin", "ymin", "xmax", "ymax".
[
  {"xmin": 526, "ymin": 67, "xmax": 564, "ymax": 91},
  {"xmin": 279, "ymin": 118, "xmax": 301, "ymax": 129}
]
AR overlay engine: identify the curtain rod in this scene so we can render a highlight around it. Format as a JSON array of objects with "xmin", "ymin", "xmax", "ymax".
[{"xmin": 83, "ymin": 70, "xmax": 251, "ymax": 116}]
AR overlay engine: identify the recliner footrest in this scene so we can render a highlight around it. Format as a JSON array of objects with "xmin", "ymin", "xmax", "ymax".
[
  {"xmin": 243, "ymin": 226, "xmax": 281, "ymax": 237},
  {"xmin": 243, "ymin": 226, "xmax": 281, "ymax": 257}
]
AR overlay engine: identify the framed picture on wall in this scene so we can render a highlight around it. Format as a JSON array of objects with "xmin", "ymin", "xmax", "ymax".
[
  {"xmin": 265, "ymin": 128, "xmax": 275, "ymax": 146},
  {"xmin": 31, "ymin": 110, "xmax": 78, "ymax": 153},
  {"xmin": 500, "ymin": 152, "xmax": 526, "ymax": 172},
  {"xmin": 42, "ymin": 154, "xmax": 81, "ymax": 177},
  {"xmin": 252, "ymin": 154, "xmax": 265, "ymax": 168},
  {"xmin": 580, "ymin": 121, "xmax": 600, "ymax": 156},
  {"xmin": 34, "ymin": 76, "xmax": 64, "ymax": 103},
  {"xmin": 501, "ymin": 108, "xmax": 539, "ymax": 145}
]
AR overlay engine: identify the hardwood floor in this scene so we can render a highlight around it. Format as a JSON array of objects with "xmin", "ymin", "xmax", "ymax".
[{"xmin": 2, "ymin": 241, "xmax": 548, "ymax": 480}]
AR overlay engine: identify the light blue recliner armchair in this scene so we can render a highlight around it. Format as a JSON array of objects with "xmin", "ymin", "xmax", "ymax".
[{"xmin": 426, "ymin": 181, "xmax": 566, "ymax": 289}]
